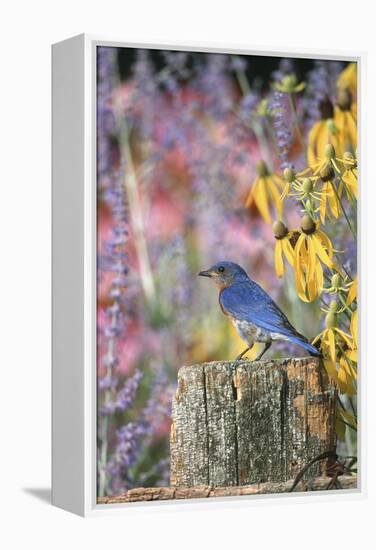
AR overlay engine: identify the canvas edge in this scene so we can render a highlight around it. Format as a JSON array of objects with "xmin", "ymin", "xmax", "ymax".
[
  {"xmin": 52, "ymin": 33, "xmax": 366, "ymax": 517},
  {"xmin": 52, "ymin": 33, "xmax": 86, "ymax": 516}
]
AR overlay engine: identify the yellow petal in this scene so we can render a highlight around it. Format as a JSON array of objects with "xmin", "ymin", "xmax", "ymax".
[
  {"xmin": 268, "ymin": 177, "xmax": 283, "ymax": 217},
  {"xmin": 350, "ymin": 309, "xmax": 358, "ymax": 347},
  {"xmin": 334, "ymin": 328, "xmax": 353, "ymax": 348},
  {"xmin": 327, "ymin": 182, "xmax": 340, "ymax": 218},
  {"xmin": 274, "ymin": 239, "xmax": 284, "ymax": 278},
  {"xmin": 346, "ymin": 349, "xmax": 358, "ymax": 362},
  {"xmin": 345, "ymin": 111, "xmax": 357, "ymax": 149},
  {"xmin": 338, "ymin": 360, "xmax": 356, "ymax": 395},
  {"xmin": 294, "ymin": 234, "xmax": 309, "ymax": 302},
  {"xmin": 347, "ymin": 277, "xmax": 357, "ymax": 304},
  {"xmin": 320, "ymin": 182, "xmax": 328, "ymax": 223},
  {"xmin": 316, "ymin": 230, "xmax": 334, "ymax": 259},
  {"xmin": 311, "ymin": 233, "xmax": 334, "ymax": 268},
  {"xmin": 307, "ymin": 121, "xmax": 323, "ymax": 167},
  {"xmin": 337, "ymin": 63, "xmax": 357, "ymax": 98},
  {"xmin": 307, "ymin": 238, "xmax": 318, "ymax": 301},
  {"xmin": 280, "ymin": 181, "xmax": 290, "ymax": 200},
  {"xmin": 282, "ymin": 237, "xmax": 295, "ymax": 265},
  {"xmin": 316, "ymin": 260, "xmax": 324, "ymax": 293},
  {"xmin": 324, "ymin": 357, "xmax": 337, "ymax": 378},
  {"xmin": 343, "ymin": 170, "xmax": 358, "ymax": 198},
  {"xmin": 245, "ymin": 183, "xmax": 255, "ymax": 208},
  {"xmin": 253, "ymin": 178, "xmax": 271, "ymax": 223},
  {"xmin": 327, "ymin": 329, "xmax": 336, "ymax": 362}
]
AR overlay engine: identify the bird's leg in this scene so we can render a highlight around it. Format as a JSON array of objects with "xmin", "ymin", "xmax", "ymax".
[
  {"xmin": 235, "ymin": 345, "xmax": 253, "ymax": 361},
  {"xmin": 255, "ymin": 341, "xmax": 272, "ymax": 361}
]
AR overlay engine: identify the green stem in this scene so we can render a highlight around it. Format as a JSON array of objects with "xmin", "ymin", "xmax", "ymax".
[
  {"xmin": 234, "ymin": 70, "xmax": 274, "ymax": 169},
  {"xmin": 338, "ymin": 417, "xmax": 357, "ymax": 432},
  {"xmin": 235, "ymin": 69, "xmax": 250, "ymax": 95},
  {"xmin": 348, "ymin": 396, "xmax": 357, "ymax": 417},
  {"xmin": 334, "ymin": 254, "xmax": 353, "ymax": 281},
  {"xmin": 120, "ymin": 121, "xmax": 157, "ymax": 308},
  {"xmin": 288, "ymin": 92, "xmax": 305, "ymax": 149},
  {"xmin": 338, "ymin": 291, "xmax": 354, "ymax": 317}
]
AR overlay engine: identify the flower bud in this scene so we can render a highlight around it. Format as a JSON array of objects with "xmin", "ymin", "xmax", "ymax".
[
  {"xmin": 256, "ymin": 160, "xmax": 269, "ymax": 177},
  {"xmin": 320, "ymin": 164, "xmax": 335, "ymax": 182},
  {"xmin": 302, "ymin": 178, "xmax": 313, "ymax": 193},
  {"xmin": 283, "ymin": 167, "xmax": 295, "ymax": 183},
  {"xmin": 343, "ymin": 151, "xmax": 357, "ymax": 168},
  {"xmin": 281, "ymin": 73, "xmax": 297, "ymax": 90},
  {"xmin": 324, "ymin": 143, "xmax": 336, "ymax": 160},
  {"xmin": 325, "ymin": 312, "xmax": 337, "ymax": 329},
  {"xmin": 256, "ymin": 98, "xmax": 269, "ymax": 117},
  {"xmin": 300, "ymin": 214, "xmax": 316, "ymax": 234},
  {"xmin": 331, "ymin": 273, "xmax": 341, "ymax": 289},
  {"xmin": 273, "ymin": 220, "xmax": 288, "ymax": 239},
  {"xmin": 336, "ymin": 89, "xmax": 352, "ymax": 111}
]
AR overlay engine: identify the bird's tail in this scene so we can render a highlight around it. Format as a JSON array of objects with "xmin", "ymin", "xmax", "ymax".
[{"xmin": 288, "ymin": 334, "xmax": 322, "ymax": 357}]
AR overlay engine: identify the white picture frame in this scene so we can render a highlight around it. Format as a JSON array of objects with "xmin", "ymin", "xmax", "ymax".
[{"xmin": 52, "ymin": 34, "xmax": 365, "ymax": 517}]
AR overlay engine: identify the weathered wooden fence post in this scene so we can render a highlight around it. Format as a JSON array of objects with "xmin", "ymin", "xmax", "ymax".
[{"xmin": 170, "ymin": 357, "xmax": 337, "ymax": 487}]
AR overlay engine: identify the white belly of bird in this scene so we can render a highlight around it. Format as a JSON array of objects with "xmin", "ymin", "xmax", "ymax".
[{"xmin": 232, "ymin": 319, "xmax": 289, "ymax": 345}]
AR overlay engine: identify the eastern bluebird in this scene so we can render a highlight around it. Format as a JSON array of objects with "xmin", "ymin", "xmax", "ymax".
[{"xmin": 198, "ymin": 261, "xmax": 320, "ymax": 361}]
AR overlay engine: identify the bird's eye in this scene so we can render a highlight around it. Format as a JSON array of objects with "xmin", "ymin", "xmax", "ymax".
[{"xmin": 218, "ymin": 266, "xmax": 225, "ymax": 273}]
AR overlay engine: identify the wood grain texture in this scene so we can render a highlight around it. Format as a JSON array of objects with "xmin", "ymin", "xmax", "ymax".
[
  {"xmin": 97, "ymin": 475, "xmax": 357, "ymax": 504},
  {"xmin": 170, "ymin": 365, "xmax": 209, "ymax": 487},
  {"xmin": 170, "ymin": 357, "xmax": 337, "ymax": 487}
]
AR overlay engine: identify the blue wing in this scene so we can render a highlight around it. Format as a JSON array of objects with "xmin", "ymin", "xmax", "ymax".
[{"xmin": 220, "ymin": 281, "xmax": 320, "ymax": 356}]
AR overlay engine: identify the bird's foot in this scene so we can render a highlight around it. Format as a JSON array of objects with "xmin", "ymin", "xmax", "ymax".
[
  {"xmin": 235, "ymin": 346, "xmax": 252, "ymax": 361},
  {"xmin": 254, "ymin": 341, "xmax": 272, "ymax": 361}
]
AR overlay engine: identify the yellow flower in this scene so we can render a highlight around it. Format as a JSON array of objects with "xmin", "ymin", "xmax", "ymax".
[
  {"xmin": 337, "ymin": 63, "xmax": 357, "ymax": 99},
  {"xmin": 347, "ymin": 276, "xmax": 357, "ymax": 305},
  {"xmin": 311, "ymin": 143, "xmax": 342, "ymax": 177},
  {"xmin": 313, "ymin": 301, "xmax": 356, "ymax": 394},
  {"xmin": 272, "ymin": 220, "xmax": 295, "ymax": 278},
  {"xmin": 350, "ymin": 308, "xmax": 358, "ymax": 352},
  {"xmin": 307, "ymin": 120, "xmax": 341, "ymax": 168},
  {"xmin": 281, "ymin": 167, "xmax": 319, "ymax": 200},
  {"xmin": 307, "ymin": 99, "xmax": 340, "ymax": 167},
  {"xmin": 318, "ymin": 166, "xmax": 341, "ymax": 223},
  {"xmin": 293, "ymin": 215, "xmax": 335, "ymax": 302},
  {"xmin": 339, "ymin": 151, "xmax": 358, "ymax": 199},
  {"xmin": 312, "ymin": 302, "xmax": 351, "ymax": 360},
  {"xmin": 282, "ymin": 170, "xmax": 324, "ymax": 221},
  {"xmin": 245, "ymin": 160, "xmax": 284, "ymax": 223},
  {"xmin": 334, "ymin": 89, "xmax": 357, "ymax": 155},
  {"xmin": 322, "ymin": 272, "xmax": 353, "ymax": 296},
  {"xmin": 337, "ymin": 355, "xmax": 357, "ymax": 395},
  {"xmin": 337, "ymin": 308, "xmax": 358, "ymax": 394}
]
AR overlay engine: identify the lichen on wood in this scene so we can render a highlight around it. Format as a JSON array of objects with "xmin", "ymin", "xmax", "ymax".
[{"xmin": 170, "ymin": 357, "xmax": 337, "ymax": 488}]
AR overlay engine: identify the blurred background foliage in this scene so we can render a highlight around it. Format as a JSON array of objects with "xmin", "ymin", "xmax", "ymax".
[{"xmin": 97, "ymin": 47, "xmax": 357, "ymax": 496}]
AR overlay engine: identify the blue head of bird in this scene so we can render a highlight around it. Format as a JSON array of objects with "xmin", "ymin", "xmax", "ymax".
[{"xmin": 198, "ymin": 261, "xmax": 249, "ymax": 289}]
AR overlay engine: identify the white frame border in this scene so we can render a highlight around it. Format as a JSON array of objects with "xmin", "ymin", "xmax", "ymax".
[{"xmin": 52, "ymin": 33, "xmax": 366, "ymax": 517}]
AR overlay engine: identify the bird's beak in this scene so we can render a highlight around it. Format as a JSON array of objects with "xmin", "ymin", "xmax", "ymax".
[{"xmin": 198, "ymin": 269, "xmax": 213, "ymax": 278}]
